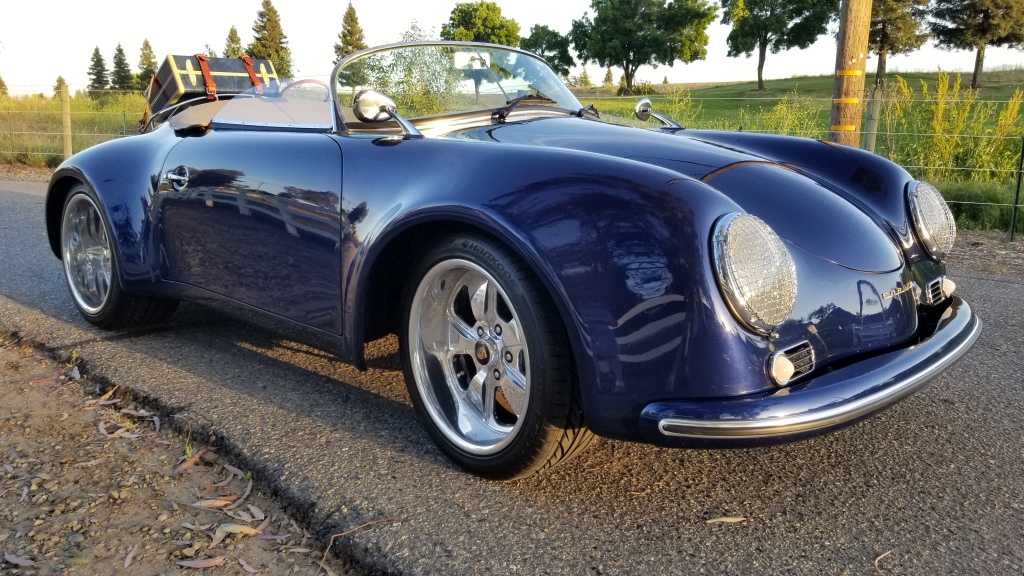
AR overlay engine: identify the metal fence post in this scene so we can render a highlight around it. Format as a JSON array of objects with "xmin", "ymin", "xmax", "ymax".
[
  {"xmin": 6, "ymin": 110, "xmax": 13, "ymax": 163},
  {"xmin": 1010, "ymin": 136, "xmax": 1023, "ymax": 242},
  {"xmin": 122, "ymin": 112, "xmax": 127, "ymax": 137}
]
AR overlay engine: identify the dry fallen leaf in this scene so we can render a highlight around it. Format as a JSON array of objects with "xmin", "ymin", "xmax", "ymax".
[
  {"xmin": 124, "ymin": 544, "xmax": 138, "ymax": 569},
  {"xmin": 152, "ymin": 415, "xmax": 161, "ymax": 432},
  {"xmin": 256, "ymin": 515, "xmax": 271, "ymax": 531},
  {"xmin": 29, "ymin": 377, "xmax": 56, "ymax": 384},
  {"xmin": 286, "ymin": 547, "xmax": 312, "ymax": 554},
  {"xmin": 209, "ymin": 522, "xmax": 262, "ymax": 547},
  {"xmin": 314, "ymin": 560, "xmax": 339, "ymax": 576},
  {"xmin": 193, "ymin": 499, "xmax": 233, "ymax": 509},
  {"xmin": 225, "ymin": 479, "xmax": 253, "ymax": 510},
  {"xmin": 239, "ymin": 558, "xmax": 261, "ymax": 573},
  {"xmin": 705, "ymin": 516, "xmax": 748, "ymax": 524},
  {"xmin": 223, "ymin": 464, "xmax": 244, "ymax": 477},
  {"xmin": 99, "ymin": 385, "xmax": 118, "ymax": 401},
  {"xmin": 175, "ymin": 448, "xmax": 206, "ymax": 474},
  {"xmin": 248, "ymin": 504, "xmax": 266, "ymax": 521},
  {"xmin": 68, "ymin": 365, "xmax": 81, "ymax": 381},
  {"xmin": 4, "ymin": 554, "xmax": 35, "ymax": 566},
  {"xmin": 177, "ymin": 557, "xmax": 226, "ymax": 569}
]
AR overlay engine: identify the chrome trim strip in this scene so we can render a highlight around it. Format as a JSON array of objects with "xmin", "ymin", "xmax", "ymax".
[{"xmin": 658, "ymin": 306, "xmax": 980, "ymax": 439}]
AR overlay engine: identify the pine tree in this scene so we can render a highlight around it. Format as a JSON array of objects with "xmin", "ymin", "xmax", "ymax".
[
  {"xmin": 248, "ymin": 0, "xmax": 294, "ymax": 78},
  {"xmin": 603, "ymin": 68, "xmax": 613, "ymax": 86},
  {"xmin": 53, "ymin": 76, "xmax": 67, "ymax": 98},
  {"xmin": 0, "ymin": 74, "xmax": 7, "ymax": 97},
  {"xmin": 579, "ymin": 69, "xmax": 592, "ymax": 87},
  {"xmin": 137, "ymin": 39, "xmax": 158, "ymax": 90},
  {"xmin": 87, "ymin": 47, "xmax": 109, "ymax": 97},
  {"xmin": 111, "ymin": 43, "xmax": 135, "ymax": 92},
  {"xmin": 663, "ymin": 75, "xmax": 669, "ymax": 84},
  {"xmin": 334, "ymin": 2, "xmax": 368, "ymax": 63},
  {"xmin": 224, "ymin": 26, "xmax": 244, "ymax": 58}
]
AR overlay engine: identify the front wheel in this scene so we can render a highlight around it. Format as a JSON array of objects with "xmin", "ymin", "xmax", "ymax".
[
  {"xmin": 400, "ymin": 235, "xmax": 593, "ymax": 479},
  {"xmin": 60, "ymin": 184, "xmax": 178, "ymax": 329}
]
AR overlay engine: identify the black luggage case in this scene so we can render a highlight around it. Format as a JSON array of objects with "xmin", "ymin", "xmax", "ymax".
[{"xmin": 146, "ymin": 54, "xmax": 279, "ymax": 115}]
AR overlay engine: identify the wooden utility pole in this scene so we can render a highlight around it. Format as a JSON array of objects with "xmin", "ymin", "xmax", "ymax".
[
  {"xmin": 61, "ymin": 88, "xmax": 72, "ymax": 159},
  {"xmin": 829, "ymin": 0, "xmax": 872, "ymax": 146}
]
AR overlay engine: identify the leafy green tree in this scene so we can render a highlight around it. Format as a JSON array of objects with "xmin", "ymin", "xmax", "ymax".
[
  {"xmin": 929, "ymin": 0, "xmax": 1024, "ymax": 89},
  {"xmin": 0, "ymin": 74, "xmax": 7, "ymax": 97},
  {"xmin": 87, "ymin": 47, "xmax": 109, "ymax": 97},
  {"xmin": 520, "ymin": 25, "xmax": 575, "ymax": 77},
  {"xmin": 580, "ymin": 69, "xmax": 592, "ymax": 87},
  {"xmin": 224, "ymin": 26, "xmax": 244, "ymax": 58},
  {"xmin": 440, "ymin": 2, "xmax": 521, "ymax": 46},
  {"xmin": 571, "ymin": 0, "xmax": 717, "ymax": 92},
  {"xmin": 111, "ymin": 43, "xmax": 135, "ymax": 92},
  {"xmin": 248, "ymin": 0, "xmax": 294, "ymax": 78},
  {"xmin": 870, "ymin": 0, "xmax": 929, "ymax": 87},
  {"xmin": 53, "ymin": 76, "xmax": 66, "ymax": 98},
  {"xmin": 334, "ymin": 2, "xmax": 368, "ymax": 63},
  {"xmin": 400, "ymin": 21, "xmax": 436, "ymax": 42},
  {"xmin": 603, "ymin": 67, "xmax": 613, "ymax": 85},
  {"xmin": 203, "ymin": 44, "xmax": 218, "ymax": 58},
  {"xmin": 663, "ymin": 75, "xmax": 669, "ymax": 84},
  {"xmin": 720, "ymin": 0, "xmax": 839, "ymax": 90},
  {"xmin": 137, "ymin": 39, "xmax": 158, "ymax": 90}
]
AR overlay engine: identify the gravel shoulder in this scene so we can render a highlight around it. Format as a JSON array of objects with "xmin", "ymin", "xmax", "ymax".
[{"xmin": 0, "ymin": 335, "xmax": 354, "ymax": 575}]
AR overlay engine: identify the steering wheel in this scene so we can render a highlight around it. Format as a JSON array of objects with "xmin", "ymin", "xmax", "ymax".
[{"xmin": 280, "ymin": 79, "xmax": 331, "ymax": 102}]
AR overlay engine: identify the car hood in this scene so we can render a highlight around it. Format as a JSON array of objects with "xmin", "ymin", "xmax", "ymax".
[{"xmin": 449, "ymin": 117, "xmax": 903, "ymax": 273}]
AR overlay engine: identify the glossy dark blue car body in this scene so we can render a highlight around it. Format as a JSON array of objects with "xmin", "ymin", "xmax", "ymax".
[{"xmin": 45, "ymin": 43, "xmax": 979, "ymax": 462}]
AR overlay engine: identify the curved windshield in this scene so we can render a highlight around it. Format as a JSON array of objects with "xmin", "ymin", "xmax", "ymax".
[{"xmin": 334, "ymin": 43, "xmax": 582, "ymax": 122}]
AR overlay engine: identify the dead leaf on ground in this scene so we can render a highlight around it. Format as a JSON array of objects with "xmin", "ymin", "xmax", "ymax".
[
  {"xmin": 4, "ymin": 554, "xmax": 35, "ymax": 566},
  {"xmin": 314, "ymin": 560, "xmax": 339, "ymax": 576},
  {"xmin": 175, "ymin": 448, "xmax": 206, "ymax": 474},
  {"xmin": 223, "ymin": 463, "xmax": 244, "ymax": 477},
  {"xmin": 248, "ymin": 504, "xmax": 266, "ymax": 521},
  {"xmin": 177, "ymin": 556, "xmax": 226, "ymax": 569},
  {"xmin": 193, "ymin": 498, "xmax": 233, "ymax": 509},
  {"xmin": 225, "ymin": 479, "xmax": 253, "ymax": 510},
  {"xmin": 99, "ymin": 385, "xmax": 118, "ymax": 401},
  {"xmin": 239, "ymin": 558, "xmax": 261, "ymax": 573},
  {"xmin": 705, "ymin": 516, "xmax": 748, "ymax": 524},
  {"xmin": 124, "ymin": 544, "xmax": 138, "ymax": 568},
  {"xmin": 209, "ymin": 522, "xmax": 262, "ymax": 547},
  {"xmin": 256, "ymin": 515, "xmax": 271, "ymax": 531}
]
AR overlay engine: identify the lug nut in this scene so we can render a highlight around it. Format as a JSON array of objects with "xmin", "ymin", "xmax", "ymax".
[
  {"xmin": 477, "ymin": 327, "xmax": 485, "ymax": 337},
  {"xmin": 504, "ymin": 351, "xmax": 513, "ymax": 362},
  {"xmin": 493, "ymin": 369, "xmax": 501, "ymax": 380},
  {"xmin": 494, "ymin": 325, "xmax": 502, "ymax": 336}
]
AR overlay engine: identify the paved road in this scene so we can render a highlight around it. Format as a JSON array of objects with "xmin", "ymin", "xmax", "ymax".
[{"xmin": 2, "ymin": 180, "xmax": 1022, "ymax": 575}]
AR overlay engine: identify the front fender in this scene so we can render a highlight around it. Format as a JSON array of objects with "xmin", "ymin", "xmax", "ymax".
[
  {"xmin": 46, "ymin": 127, "xmax": 180, "ymax": 290},
  {"xmin": 338, "ymin": 135, "xmax": 778, "ymax": 439}
]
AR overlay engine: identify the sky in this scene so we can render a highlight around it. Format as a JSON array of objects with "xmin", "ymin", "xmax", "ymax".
[{"xmin": 2, "ymin": 0, "xmax": 1023, "ymax": 95}]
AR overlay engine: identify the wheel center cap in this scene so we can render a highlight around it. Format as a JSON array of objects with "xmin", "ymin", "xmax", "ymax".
[{"xmin": 474, "ymin": 341, "xmax": 491, "ymax": 364}]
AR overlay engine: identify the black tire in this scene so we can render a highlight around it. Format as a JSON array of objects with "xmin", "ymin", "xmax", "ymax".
[
  {"xmin": 400, "ymin": 234, "xmax": 594, "ymax": 479},
  {"xmin": 60, "ymin": 184, "xmax": 179, "ymax": 329}
]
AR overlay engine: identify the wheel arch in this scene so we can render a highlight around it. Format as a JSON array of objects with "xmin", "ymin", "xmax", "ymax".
[{"xmin": 45, "ymin": 169, "xmax": 92, "ymax": 259}]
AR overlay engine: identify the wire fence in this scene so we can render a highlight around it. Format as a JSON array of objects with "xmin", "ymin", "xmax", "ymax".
[{"xmin": 1, "ymin": 94, "xmax": 1022, "ymax": 239}]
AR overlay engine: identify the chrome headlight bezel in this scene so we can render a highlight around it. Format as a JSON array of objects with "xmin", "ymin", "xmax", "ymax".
[
  {"xmin": 711, "ymin": 213, "xmax": 798, "ymax": 336},
  {"xmin": 907, "ymin": 181, "xmax": 956, "ymax": 261}
]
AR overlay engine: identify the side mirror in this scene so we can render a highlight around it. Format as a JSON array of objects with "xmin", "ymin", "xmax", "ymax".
[
  {"xmin": 633, "ymin": 97, "xmax": 681, "ymax": 128},
  {"xmin": 351, "ymin": 89, "xmax": 423, "ymax": 139},
  {"xmin": 634, "ymin": 98, "xmax": 653, "ymax": 122}
]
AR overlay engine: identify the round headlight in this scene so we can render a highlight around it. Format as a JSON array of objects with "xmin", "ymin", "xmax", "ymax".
[
  {"xmin": 908, "ymin": 181, "xmax": 956, "ymax": 260},
  {"xmin": 712, "ymin": 213, "xmax": 798, "ymax": 336}
]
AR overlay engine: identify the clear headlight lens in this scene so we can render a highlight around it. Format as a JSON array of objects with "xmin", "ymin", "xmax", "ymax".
[
  {"xmin": 712, "ymin": 213, "xmax": 798, "ymax": 336},
  {"xmin": 908, "ymin": 181, "xmax": 956, "ymax": 260}
]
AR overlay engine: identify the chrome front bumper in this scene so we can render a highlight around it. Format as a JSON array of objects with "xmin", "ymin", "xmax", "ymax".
[{"xmin": 639, "ymin": 296, "xmax": 980, "ymax": 446}]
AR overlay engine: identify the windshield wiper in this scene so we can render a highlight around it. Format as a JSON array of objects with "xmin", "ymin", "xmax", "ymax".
[
  {"xmin": 576, "ymin": 103, "xmax": 600, "ymax": 119},
  {"xmin": 495, "ymin": 94, "xmax": 558, "ymax": 122}
]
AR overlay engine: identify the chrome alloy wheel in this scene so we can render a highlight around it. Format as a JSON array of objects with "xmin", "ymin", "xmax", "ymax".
[
  {"xmin": 409, "ymin": 259, "xmax": 530, "ymax": 455},
  {"xmin": 61, "ymin": 193, "xmax": 112, "ymax": 315}
]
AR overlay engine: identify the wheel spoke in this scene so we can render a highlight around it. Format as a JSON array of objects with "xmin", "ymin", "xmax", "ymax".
[
  {"xmin": 468, "ymin": 275, "xmax": 489, "ymax": 325},
  {"xmin": 500, "ymin": 367, "xmax": 528, "ymax": 416},
  {"xmin": 446, "ymin": 313, "xmax": 478, "ymax": 356}
]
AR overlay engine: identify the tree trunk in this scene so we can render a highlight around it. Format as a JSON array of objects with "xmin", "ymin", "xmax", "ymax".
[
  {"xmin": 875, "ymin": 48, "xmax": 887, "ymax": 88},
  {"xmin": 757, "ymin": 42, "xmax": 767, "ymax": 91},
  {"xmin": 625, "ymin": 65, "xmax": 635, "ymax": 92},
  {"xmin": 972, "ymin": 44, "xmax": 985, "ymax": 90}
]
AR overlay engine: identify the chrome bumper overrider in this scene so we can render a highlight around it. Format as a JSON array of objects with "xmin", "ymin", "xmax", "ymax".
[{"xmin": 644, "ymin": 296, "xmax": 980, "ymax": 442}]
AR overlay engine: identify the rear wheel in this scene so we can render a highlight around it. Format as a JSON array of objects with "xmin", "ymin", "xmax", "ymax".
[
  {"xmin": 400, "ymin": 235, "xmax": 593, "ymax": 479},
  {"xmin": 61, "ymin": 185, "xmax": 178, "ymax": 328}
]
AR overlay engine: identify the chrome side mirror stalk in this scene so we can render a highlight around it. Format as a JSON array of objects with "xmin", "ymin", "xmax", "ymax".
[
  {"xmin": 352, "ymin": 89, "xmax": 424, "ymax": 140},
  {"xmin": 634, "ymin": 97, "xmax": 681, "ymax": 128}
]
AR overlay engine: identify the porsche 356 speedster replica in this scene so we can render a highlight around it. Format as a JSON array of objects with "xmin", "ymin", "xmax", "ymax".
[{"xmin": 46, "ymin": 41, "xmax": 981, "ymax": 479}]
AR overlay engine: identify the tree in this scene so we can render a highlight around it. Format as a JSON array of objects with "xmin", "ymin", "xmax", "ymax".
[
  {"xmin": 87, "ymin": 47, "xmax": 109, "ymax": 97},
  {"xmin": 334, "ymin": 2, "xmax": 368, "ymax": 64},
  {"xmin": 248, "ymin": 0, "xmax": 293, "ymax": 78},
  {"xmin": 571, "ymin": 0, "xmax": 717, "ymax": 92},
  {"xmin": 203, "ymin": 44, "xmax": 218, "ymax": 58},
  {"xmin": 440, "ymin": 2, "xmax": 521, "ymax": 46},
  {"xmin": 580, "ymin": 69, "xmax": 593, "ymax": 87},
  {"xmin": 520, "ymin": 25, "xmax": 575, "ymax": 77},
  {"xmin": 110, "ymin": 43, "xmax": 135, "ymax": 92},
  {"xmin": 603, "ymin": 67, "xmax": 614, "ymax": 85},
  {"xmin": 929, "ymin": 0, "xmax": 1024, "ymax": 89},
  {"xmin": 720, "ymin": 0, "xmax": 839, "ymax": 90},
  {"xmin": 663, "ymin": 75, "xmax": 669, "ymax": 84},
  {"xmin": 224, "ymin": 26, "xmax": 244, "ymax": 58},
  {"xmin": 138, "ymin": 39, "xmax": 158, "ymax": 90},
  {"xmin": 53, "ymin": 76, "xmax": 67, "ymax": 98},
  {"xmin": 870, "ymin": 0, "xmax": 929, "ymax": 86},
  {"xmin": 0, "ymin": 74, "xmax": 7, "ymax": 97}
]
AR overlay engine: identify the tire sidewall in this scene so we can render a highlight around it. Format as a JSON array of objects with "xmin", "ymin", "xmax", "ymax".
[{"xmin": 400, "ymin": 235, "xmax": 567, "ymax": 477}]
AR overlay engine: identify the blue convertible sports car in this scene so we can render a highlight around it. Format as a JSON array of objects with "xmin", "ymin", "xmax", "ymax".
[{"xmin": 46, "ymin": 42, "xmax": 980, "ymax": 479}]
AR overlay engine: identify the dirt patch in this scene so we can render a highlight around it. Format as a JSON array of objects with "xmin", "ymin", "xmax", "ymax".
[
  {"xmin": 948, "ymin": 228, "xmax": 1024, "ymax": 279},
  {"xmin": 0, "ymin": 334, "xmax": 356, "ymax": 575},
  {"xmin": 0, "ymin": 164, "xmax": 52, "ymax": 183}
]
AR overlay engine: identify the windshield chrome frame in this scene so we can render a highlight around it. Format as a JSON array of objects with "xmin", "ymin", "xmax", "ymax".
[{"xmin": 328, "ymin": 40, "xmax": 580, "ymax": 134}]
